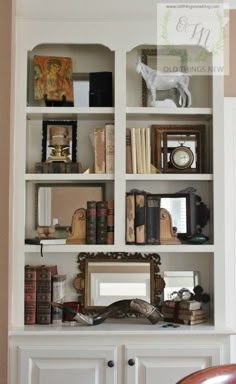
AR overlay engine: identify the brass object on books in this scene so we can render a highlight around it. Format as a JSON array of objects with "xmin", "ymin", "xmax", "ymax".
[
  {"xmin": 47, "ymin": 125, "xmax": 71, "ymax": 162},
  {"xmin": 42, "ymin": 120, "xmax": 77, "ymax": 163},
  {"xmin": 51, "ymin": 298, "xmax": 164, "ymax": 326},
  {"xmin": 36, "ymin": 226, "xmax": 55, "ymax": 239},
  {"xmin": 73, "ymin": 252, "xmax": 165, "ymax": 316},
  {"xmin": 160, "ymin": 208, "xmax": 181, "ymax": 245},
  {"xmin": 66, "ymin": 208, "xmax": 86, "ymax": 244}
]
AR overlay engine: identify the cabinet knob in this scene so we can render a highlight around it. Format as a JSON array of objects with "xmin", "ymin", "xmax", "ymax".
[
  {"xmin": 128, "ymin": 359, "xmax": 135, "ymax": 366},
  {"xmin": 107, "ymin": 360, "xmax": 114, "ymax": 368}
]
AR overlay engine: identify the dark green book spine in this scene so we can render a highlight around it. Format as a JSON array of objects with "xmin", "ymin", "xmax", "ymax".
[
  {"xmin": 135, "ymin": 191, "xmax": 146, "ymax": 245},
  {"xmin": 86, "ymin": 201, "xmax": 97, "ymax": 244},
  {"xmin": 146, "ymin": 194, "xmax": 161, "ymax": 245},
  {"xmin": 96, "ymin": 201, "xmax": 107, "ymax": 244}
]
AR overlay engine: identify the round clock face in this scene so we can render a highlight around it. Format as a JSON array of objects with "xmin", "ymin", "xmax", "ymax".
[{"xmin": 170, "ymin": 145, "xmax": 194, "ymax": 170}]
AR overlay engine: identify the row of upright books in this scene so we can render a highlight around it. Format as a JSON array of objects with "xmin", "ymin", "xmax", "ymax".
[
  {"xmin": 86, "ymin": 200, "xmax": 114, "ymax": 244},
  {"xmin": 126, "ymin": 127, "xmax": 152, "ymax": 174},
  {"xmin": 24, "ymin": 264, "xmax": 66, "ymax": 325},
  {"xmin": 126, "ymin": 189, "xmax": 160, "ymax": 245},
  {"xmin": 161, "ymin": 300, "xmax": 208, "ymax": 325},
  {"xmin": 91, "ymin": 124, "xmax": 114, "ymax": 174}
]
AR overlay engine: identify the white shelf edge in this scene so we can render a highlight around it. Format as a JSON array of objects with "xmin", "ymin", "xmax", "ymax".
[
  {"xmin": 26, "ymin": 106, "xmax": 114, "ymax": 119},
  {"xmin": 9, "ymin": 323, "xmax": 233, "ymax": 337},
  {"xmin": 24, "ymin": 244, "xmax": 215, "ymax": 253},
  {"xmin": 26, "ymin": 107, "xmax": 115, "ymax": 114},
  {"xmin": 126, "ymin": 174, "xmax": 213, "ymax": 181},
  {"xmin": 25, "ymin": 174, "xmax": 114, "ymax": 181},
  {"xmin": 126, "ymin": 107, "xmax": 213, "ymax": 115}
]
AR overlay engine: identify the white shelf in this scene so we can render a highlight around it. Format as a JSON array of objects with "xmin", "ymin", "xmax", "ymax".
[
  {"xmin": 24, "ymin": 244, "xmax": 215, "ymax": 253},
  {"xmin": 126, "ymin": 174, "xmax": 213, "ymax": 181},
  {"xmin": 26, "ymin": 107, "xmax": 115, "ymax": 120},
  {"xmin": 126, "ymin": 107, "xmax": 213, "ymax": 120},
  {"xmin": 25, "ymin": 174, "xmax": 212, "ymax": 182},
  {"xmin": 25, "ymin": 174, "xmax": 114, "ymax": 182},
  {"xmin": 9, "ymin": 321, "xmax": 232, "ymax": 336}
]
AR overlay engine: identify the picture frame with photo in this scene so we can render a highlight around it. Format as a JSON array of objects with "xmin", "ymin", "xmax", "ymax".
[{"xmin": 42, "ymin": 120, "xmax": 77, "ymax": 163}]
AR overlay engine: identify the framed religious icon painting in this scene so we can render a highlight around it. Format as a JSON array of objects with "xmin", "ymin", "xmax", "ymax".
[{"xmin": 33, "ymin": 55, "xmax": 74, "ymax": 106}]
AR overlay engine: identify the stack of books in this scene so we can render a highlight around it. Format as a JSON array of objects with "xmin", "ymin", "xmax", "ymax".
[
  {"xmin": 86, "ymin": 200, "xmax": 114, "ymax": 244},
  {"xmin": 24, "ymin": 264, "xmax": 67, "ymax": 325},
  {"xmin": 161, "ymin": 300, "xmax": 208, "ymax": 325},
  {"xmin": 126, "ymin": 127, "xmax": 151, "ymax": 174},
  {"xmin": 126, "ymin": 189, "xmax": 160, "ymax": 245}
]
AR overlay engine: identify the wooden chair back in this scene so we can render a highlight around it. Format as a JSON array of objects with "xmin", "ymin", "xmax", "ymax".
[{"xmin": 176, "ymin": 364, "xmax": 236, "ymax": 384}]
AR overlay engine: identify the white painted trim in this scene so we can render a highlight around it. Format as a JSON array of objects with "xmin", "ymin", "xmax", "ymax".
[{"xmin": 224, "ymin": 98, "xmax": 236, "ymax": 329}]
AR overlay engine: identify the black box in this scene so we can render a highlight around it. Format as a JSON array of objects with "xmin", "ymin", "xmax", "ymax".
[{"xmin": 89, "ymin": 72, "xmax": 113, "ymax": 107}]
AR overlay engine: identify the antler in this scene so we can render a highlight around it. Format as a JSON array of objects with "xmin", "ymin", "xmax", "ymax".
[{"xmin": 51, "ymin": 299, "xmax": 164, "ymax": 326}]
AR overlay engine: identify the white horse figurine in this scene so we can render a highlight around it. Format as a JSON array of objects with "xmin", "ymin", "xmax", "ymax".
[{"xmin": 136, "ymin": 59, "xmax": 192, "ymax": 108}]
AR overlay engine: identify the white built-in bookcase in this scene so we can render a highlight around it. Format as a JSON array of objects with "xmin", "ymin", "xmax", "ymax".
[{"xmin": 9, "ymin": 18, "xmax": 232, "ymax": 334}]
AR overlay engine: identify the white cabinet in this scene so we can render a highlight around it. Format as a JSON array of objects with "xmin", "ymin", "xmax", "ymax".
[
  {"xmin": 9, "ymin": 332, "xmax": 229, "ymax": 384},
  {"xmin": 17, "ymin": 345, "xmax": 117, "ymax": 384},
  {"xmin": 125, "ymin": 345, "xmax": 222, "ymax": 384}
]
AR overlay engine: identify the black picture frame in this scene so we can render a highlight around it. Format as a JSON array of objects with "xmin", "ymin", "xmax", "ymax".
[{"xmin": 42, "ymin": 120, "xmax": 77, "ymax": 163}]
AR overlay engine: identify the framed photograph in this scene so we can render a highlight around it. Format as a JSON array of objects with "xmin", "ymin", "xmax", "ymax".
[
  {"xmin": 33, "ymin": 55, "xmax": 74, "ymax": 105},
  {"xmin": 42, "ymin": 120, "xmax": 77, "ymax": 163},
  {"xmin": 141, "ymin": 48, "xmax": 188, "ymax": 107}
]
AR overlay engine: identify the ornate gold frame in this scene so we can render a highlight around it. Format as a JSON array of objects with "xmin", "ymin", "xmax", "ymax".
[{"xmin": 73, "ymin": 252, "xmax": 165, "ymax": 316}]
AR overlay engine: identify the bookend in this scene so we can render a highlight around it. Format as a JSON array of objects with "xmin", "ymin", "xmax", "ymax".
[
  {"xmin": 66, "ymin": 208, "xmax": 86, "ymax": 244},
  {"xmin": 160, "ymin": 208, "xmax": 181, "ymax": 245}
]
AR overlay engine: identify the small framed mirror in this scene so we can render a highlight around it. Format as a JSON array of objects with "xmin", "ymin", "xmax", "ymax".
[
  {"xmin": 73, "ymin": 252, "xmax": 165, "ymax": 315},
  {"xmin": 163, "ymin": 271, "xmax": 200, "ymax": 300},
  {"xmin": 158, "ymin": 192, "xmax": 209, "ymax": 239},
  {"xmin": 35, "ymin": 183, "xmax": 105, "ymax": 229}
]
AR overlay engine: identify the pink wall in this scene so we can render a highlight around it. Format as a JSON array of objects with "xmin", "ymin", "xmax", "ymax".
[{"xmin": 0, "ymin": 0, "xmax": 11, "ymax": 382}]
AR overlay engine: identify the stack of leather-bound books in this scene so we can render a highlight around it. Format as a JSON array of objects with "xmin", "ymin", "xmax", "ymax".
[{"xmin": 161, "ymin": 300, "xmax": 208, "ymax": 325}]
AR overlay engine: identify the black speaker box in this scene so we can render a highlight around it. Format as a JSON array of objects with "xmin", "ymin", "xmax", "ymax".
[{"xmin": 89, "ymin": 72, "xmax": 113, "ymax": 107}]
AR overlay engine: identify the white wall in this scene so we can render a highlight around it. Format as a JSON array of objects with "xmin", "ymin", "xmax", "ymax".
[{"xmin": 15, "ymin": 0, "xmax": 236, "ymax": 20}]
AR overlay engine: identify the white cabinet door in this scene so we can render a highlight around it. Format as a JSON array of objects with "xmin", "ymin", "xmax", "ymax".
[
  {"xmin": 18, "ymin": 345, "xmax": 117, "ymax": 384},
  {"xmin": 125, "ymin": 345, "xmax": 222, "ymax": 384}
]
